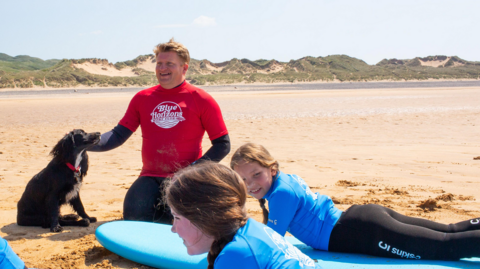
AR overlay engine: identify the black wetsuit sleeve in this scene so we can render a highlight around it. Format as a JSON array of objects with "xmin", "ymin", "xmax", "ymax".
[
  {"xmin": 195, "ymin": 134, "xmax": 231, "ymax": 163},
  {"xmin": 88, "ymin": 124, "xmax": 133, "ymax": 152}
]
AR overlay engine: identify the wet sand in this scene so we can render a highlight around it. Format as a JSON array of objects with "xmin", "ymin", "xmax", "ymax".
[
  {"xmin": 1, "ymin": 84, "xmax": 480, "ymax": 268},
  {"xmin": 1, "ymin": 80, "xmax": 480, "ymax": 97}
]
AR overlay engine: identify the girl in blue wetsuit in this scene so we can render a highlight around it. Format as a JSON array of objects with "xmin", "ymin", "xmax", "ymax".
[
  {"xmin": 164, "ymin": 162, "xmax": 322, "ymax": 269},
  {"xmin": 230, "ymin": 143, "xmax": 480, "ymax": 261}
]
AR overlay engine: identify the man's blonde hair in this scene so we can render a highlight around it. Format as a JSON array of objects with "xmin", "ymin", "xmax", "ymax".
[{"xmin": 153, "ymin": 38, "xmax": 190, "ymax": 65}]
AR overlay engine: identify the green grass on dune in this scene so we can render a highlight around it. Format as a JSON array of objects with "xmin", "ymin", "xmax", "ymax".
[
  {"xmin": 0, "ymin": 59, "xmax": 156, "ymax": 88},
  {"xmin": 0, "ymin": 53, "xmax": 60, "ymax": 73}
]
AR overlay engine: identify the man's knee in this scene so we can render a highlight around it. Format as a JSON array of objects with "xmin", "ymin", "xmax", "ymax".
[{"xmin": 123, "ymin": 177, "xmax": 162, "ymax": 221}]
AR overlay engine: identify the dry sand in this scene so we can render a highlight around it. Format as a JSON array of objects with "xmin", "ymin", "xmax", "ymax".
[{"xmin": 1, "ymin": 86, "xmax": 480, "ymax": 268}]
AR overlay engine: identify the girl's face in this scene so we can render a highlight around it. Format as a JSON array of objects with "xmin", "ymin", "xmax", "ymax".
[
  {"xmin": 170, "ymin": 208, "xmax": 215, "ymax": 255},
  {"xmin": 234, "ymin": 161, "xmax": 276, "ymax": 199}
]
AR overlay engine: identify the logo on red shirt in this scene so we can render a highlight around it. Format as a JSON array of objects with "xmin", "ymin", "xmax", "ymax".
[{"xmin": 150, "ymin": 101, "xmax": 186, "ymax": 129}]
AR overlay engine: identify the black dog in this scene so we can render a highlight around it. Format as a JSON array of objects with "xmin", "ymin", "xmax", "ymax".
[{"xmin": 17, "ymin": 129, "xmax": 101, "ymax": 232}]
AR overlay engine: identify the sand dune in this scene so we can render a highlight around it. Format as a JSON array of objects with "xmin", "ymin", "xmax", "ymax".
[
  {"xmin": 73, "ymin": 62, "xmax": 138, "ymax": 77},
  {"xmin": 1, "ymin": 85, "xmax": 479, "ymax": 268},
  {"xmin": 72, "ymin": 57, "xmax": 155, "ymax": 77}
]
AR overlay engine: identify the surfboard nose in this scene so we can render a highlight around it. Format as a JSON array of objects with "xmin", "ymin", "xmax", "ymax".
[{"xmin": 95, "ymin": 220, "xmax": 208, "ymax": 268}]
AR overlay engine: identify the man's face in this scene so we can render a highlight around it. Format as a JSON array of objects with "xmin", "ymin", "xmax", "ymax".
[{"xmin": 155, "ymin": 51, "xmax": 188, "ymax": 89}]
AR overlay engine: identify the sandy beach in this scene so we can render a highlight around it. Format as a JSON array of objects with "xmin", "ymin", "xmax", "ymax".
[{"xmin": 1, "ymin": 84, "xmax": 480, "ymax": 268}]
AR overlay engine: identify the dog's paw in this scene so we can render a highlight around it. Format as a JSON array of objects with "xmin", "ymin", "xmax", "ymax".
[
  {"xmin": 51, "ymin": 225, "xmax": 63, "ymax": 233},
  {"xmin": 88, "ymin": 217, "xmax": 97, "ymax": 223},
  {"xmin": 79, "ymin": 218, "xmax": 91, "ymax": 227}
]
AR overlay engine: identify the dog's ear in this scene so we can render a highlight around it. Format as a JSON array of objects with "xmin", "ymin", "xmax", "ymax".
[
  {"xmin": 71, "ymin": 133, "xmax": 76, "ymax": 147},
  {"xmin": 50, "ymin": 132, "xmax": 75, "ymax": 162}
]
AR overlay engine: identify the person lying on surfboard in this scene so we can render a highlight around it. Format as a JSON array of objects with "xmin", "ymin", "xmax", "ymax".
[
  {"xmin": 230, "ymin": 143, "xmax": 480, "ymax": 261},
  {"xmin": 164, "ymin": 162, "xmax": 323, "ymax": 269}
]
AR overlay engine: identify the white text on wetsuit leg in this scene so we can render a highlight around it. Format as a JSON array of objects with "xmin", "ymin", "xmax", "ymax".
[{"xmin": 378, "ymin": 241, "xmax": 421, "ymax": 259}]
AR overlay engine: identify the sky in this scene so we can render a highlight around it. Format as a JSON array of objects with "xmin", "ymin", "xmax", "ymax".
[{"xmin": 1, "ymin": 0, "xmax": 479, "ymax": 65}]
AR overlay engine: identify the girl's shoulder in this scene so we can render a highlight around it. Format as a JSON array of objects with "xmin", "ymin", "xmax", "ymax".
[
  {"xmin": 275, "ymin": 172, "xmax": 319, "ymax": 200},
  {"xmin": 215, "ymin": 220, "xmax": 266, "ymax": 268},
  {"xmin": 264, "ymin": 172, "xmax": 302, "ymax": 202},
  {"xmin": 269, "ymin": 172, "xmax": 296, "ymax": 194},
  {"xmin": 275, "ymin": 172, "xmax": 307, "ymax": 192},
  {"xmin": 219, "ymin": 220, "xmax": 320, "ymax": 269},
  {"xmin": 217, "ymin": 235, "xmax": 252, "ymax": 260}
]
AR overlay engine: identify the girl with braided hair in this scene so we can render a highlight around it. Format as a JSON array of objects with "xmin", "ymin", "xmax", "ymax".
[
  {"xmin": 231, "ymin": 143, "xmax": 480, "ymax": 261},
  {"xmin": 164, "ymin": 162, "xmax": 322, "ymax": 269}
]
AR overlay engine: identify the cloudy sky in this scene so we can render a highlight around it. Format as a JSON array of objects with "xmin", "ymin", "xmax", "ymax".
[{"xmin": 1, "ymin": 0, "xmax": 478, "ymax": 65}]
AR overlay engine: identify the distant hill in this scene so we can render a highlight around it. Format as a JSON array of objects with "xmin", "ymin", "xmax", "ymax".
[
  {"xmin": 185, "ymin": 55, "xmax": 480, "ymax": 85},
  {"xmin": 1, "ymin": 52, "xmax": 479, "ymax": 89},
  {"xmin": 0, "ymin": 53, "xmax": 60, "ymax": 73},
  {"xmin": 376, "ymin": 56, "xmax": 470, "ymax": 68}
]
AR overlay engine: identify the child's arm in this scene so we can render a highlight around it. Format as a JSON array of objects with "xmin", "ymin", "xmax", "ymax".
[{"xmin": 266, "ymin": 189, "xmax": 299, "ymax": 236}]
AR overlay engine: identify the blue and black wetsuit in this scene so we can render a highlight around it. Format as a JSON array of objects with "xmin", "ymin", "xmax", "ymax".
[
  {"xmin": 264, "ymin": 172, "xmax": 480, "ymax": 260},
  {"xmin": 263, "ymin": 172, "xmax": 342, "ymax": 251}
]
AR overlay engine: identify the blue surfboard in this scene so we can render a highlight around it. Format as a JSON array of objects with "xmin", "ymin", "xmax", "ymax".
[{"xmin": 95, "ymin": 221, "xmax": 480, "ymax": 269}]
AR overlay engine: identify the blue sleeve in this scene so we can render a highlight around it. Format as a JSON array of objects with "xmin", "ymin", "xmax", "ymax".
[
  {"xmin": 0, "ymin": 237, "xmax": 25, "ymax": 269},
  {"xmin": 214, "ymin": 240, "xmax": 259, "ymax": 269},
  {"xmin": 267, "ymin": 186, "xmax": 298, "ymax": 236}
]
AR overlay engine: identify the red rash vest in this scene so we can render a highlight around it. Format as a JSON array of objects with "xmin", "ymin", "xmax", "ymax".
[{"xmin": 119, "ymin": 82, "xmax": 228, "ymax": 177}]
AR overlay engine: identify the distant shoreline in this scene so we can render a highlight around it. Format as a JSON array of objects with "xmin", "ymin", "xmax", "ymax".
[{"xmin": 1, "ymin": 80, "xmax": 480, "ymax": 97}]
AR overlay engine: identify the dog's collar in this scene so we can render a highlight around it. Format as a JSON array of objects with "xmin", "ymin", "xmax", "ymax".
[{"xmin": 66, "ymin": 163, "xmax": 81, "ymax": 173}]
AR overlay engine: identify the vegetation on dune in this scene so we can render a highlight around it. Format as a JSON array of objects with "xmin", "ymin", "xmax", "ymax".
[
  {"xmin": 0, "ymin": 59, "xmax": 156, "ymax": 89},
  {"xmin": 114, "ymin": 54, "xmax": 155, "ymax": 70},
  {"xmin": 0, "ymin": 53, "xmax": 60, "ymax": 73},
  {"xmin": 1, "ymin": 52, "xmax": 479, "ymax": 89},
  {"xmin": 185, "ymin": 54, "xmax": 480, "ymax": 85}
]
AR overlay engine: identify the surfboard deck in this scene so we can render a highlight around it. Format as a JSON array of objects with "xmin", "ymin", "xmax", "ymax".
[{"xmin": 95, "ymin": 221, "xmax": 480, "ymax": 269}]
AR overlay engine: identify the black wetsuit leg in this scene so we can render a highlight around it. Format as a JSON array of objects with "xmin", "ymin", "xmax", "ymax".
[
  {"xmin": 123, "ymin": 176, "xmax": 173, "ymax": 224},
  {"xmin": 328, "ymin": 204, "xmax": 480, "ymax": 260}
]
